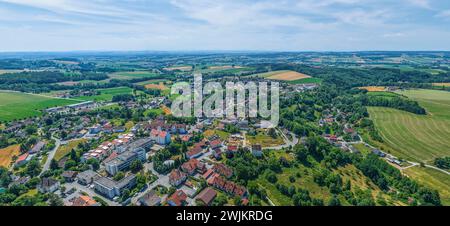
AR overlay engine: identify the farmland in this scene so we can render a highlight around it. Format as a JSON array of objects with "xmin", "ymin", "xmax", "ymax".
[
  {"xmin": 0, "ymin": 144, "xmax": 20, "ymax": 168},
  {"xmin": 261, "ymin": 70, "xmax": 311, "ymax": 81},
  {"xmin": 432, "ymin": 83, "xmax": 450, "ymax": 87},
  {"xmin": 368, "ymin": 89, "xmax": 450, "ymax": 162},
  {"xmin": 358, "ymin": 86, "xmax": 387, "ymax": 92},
  {"xmin": 163, "ymin": 66, "xmax": 192, "ymax": 71},
  {"xmin": 144, "ymin": 82, "xmax": 168, "ymax": 90},
  {"xmin": 109, "ymin": 71, "xmax": 161, "ymax": 80},
  {"xmin": 72, "ymin": 87, "xmax": 133, "ymax": 101},
  {"xmin": 403, "ymin": 166, "xmax": 450, "ymax": 205},
  {"xmin": 0, "ymin": 91, "xmax": 81, "ymax": 122}
]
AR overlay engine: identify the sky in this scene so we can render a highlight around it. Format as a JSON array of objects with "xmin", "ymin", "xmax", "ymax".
[{"xmin": 0, "ymin": 0, "xmax": 450, "ymax": 52}]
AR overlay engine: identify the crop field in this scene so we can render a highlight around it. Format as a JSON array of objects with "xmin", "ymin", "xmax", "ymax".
[
  {"xmin": 261, "ymin": 70, "xmax": 311, "ymax": 81},
  {"xmin": 163, "ymin": 66, "xmax": 192, "ymax": 71},
  {"xmin": 73, "ymin": 87, "xmax": 133, "ymax": 101},
  {"xmin": 109, "ymin": 71, "xmax": 160, "ymax": 80},
  {"xmin": 358, "ymin": 86, "xmax": 387, "ymax": 92},
  {"xmin": 368, "ymin": 89, "xmax": 450, "ymax": 162},
  {"xmin": 403, "ymin": 166, "xmax": 450, "ymax": 205},
  {"xmin": 432, "ymin": 83, "xmax": 450, "ymax": 87},
  {"xmin": 0, "ymin": 144, "xmax": 21, "ymax": 168},
  {"xmin": 145, "ymin": 82, "xmax": 168, "ymax": 90},
  {"xmin": 0, "ymin": 91, "xmax": 82, "ymax": 122}
]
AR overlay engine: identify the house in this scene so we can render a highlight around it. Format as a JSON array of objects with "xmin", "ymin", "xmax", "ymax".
[
  {"xmin": 15, "ymin": 153, "xmax": 31, "ymax": 167},
  {"xmin": 210, "ymin": 175, "xmax": 247, "ymax": 198},
  {"xmin": 212, "ymin": 147, "xmax": 222, "ymax": 160},
  {"xmin": 195, "ymin": 187, "xmax": 217, "ymax": 206},
  {"xmin": 37, "ymin": 177, "xmax": 60, "ymax": 193},
  {"xmin": 61, "ymin": 171, "xmax": 78, "ymax": 182},
  {"xmin": 209, "ymin": 139, "xmax": 222, "ymax": 149},
  {"xmin": 212, "ymin": 163, "xmax": 233, "ymax": 178},
  {"xmin": 185, "ymin": 146, "xmax": 203, "ymax": 159},
  {"xmin": 29, "ymin": 141, "xmax": 45, "ymax": 154},
  {"xmin": 70, "ymin": 195, "xmax": 100, "ymax": 206},
  {"xmin": 169, "ymin": 169, "xmax": 187, "ymax": 187},
  {"xmin": 93, "ymin": 174, "xmax": 137, "ymax": 199},
  {"xmin": 167, "ymin": 190, "xmax": 187, "ymax": 206},
  {"xmin": 77, "ymin": 170, "xmax": 100, "ymax": 185},
  {"xmin": 251, "ymin": 144, "xmax": 262, "ymax": 157},
  {"xmin": 138, "ymin": 190, "xmax": 161, "ymax": 206},
  {"xmin": 150, "ymin": 129, "xmax": 171, "ymax": 145},
  {"xmin": 181, "ymin": 159, "xmax": 206, "ymax": 175}
]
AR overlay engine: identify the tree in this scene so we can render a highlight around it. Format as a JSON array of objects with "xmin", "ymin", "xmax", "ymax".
[
  {"xmin": 327, "ymin": 196, "xmax": 341, "ymax": 206},
  {"xmin": 48, "ymin": 193, "xmax": 64, "ymax": 206},
  {"xmin": 130, "ymin": 160, "xmax": 143, "ymax": 173},
  {"xmin": 50, "ymin": 159, "xmax": 59, "ymax": 170},
  {"xmin": 113, "ymin": 172, "xmax": 125, "ymax": 181},
  {"xmin": 25, "ymin": 159, "xmax": 41, "ymax": 177}
]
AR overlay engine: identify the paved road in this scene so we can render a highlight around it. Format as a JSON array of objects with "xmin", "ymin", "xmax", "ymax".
[
  {"xmin": 40, "ymin": 136, "xmax": 61, "ymax": 175},
  {"xmin": 64, "ymin": 182, "xmax": 120, "ymax": 206}
]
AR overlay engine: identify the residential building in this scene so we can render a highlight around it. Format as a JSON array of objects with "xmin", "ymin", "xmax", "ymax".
[
  {"xmin": 77, "ymin": 170, "xmax": 100, "ymax": 185},
  {"xmin": 251, "ymin": 144, "xmax": 262, "ymax": 157},
  {"xmin": 169, "ymin": 169, "xmax": 187, "ymax": 187},
  {"xmin": 138, "ymin": 190, "xmax": 161, "ymax": 206},
  {"xmin": 70, "ymin": 195, "xmax": 100, "ymax": 206},
  {"xmin": 195, "ymin": 187, "xmax": 217, "ymax": 206},
  {"xmin": 167, "ymin": 190, "xmax": 187, "ymax": 206},
  {"xmin": 37, "ymin": 178, "xmax": 60, "ymax": 193},
  {"xmin": 61, "ymin": 171, "xmax": 78, "ymax": 182},
  {"xmin": 29, "ymin": 141, "xmax": 45, "ymax": 154},
  {"xmin": 150, "ymin": 129, "xmax": 171, "ymax": 145}
]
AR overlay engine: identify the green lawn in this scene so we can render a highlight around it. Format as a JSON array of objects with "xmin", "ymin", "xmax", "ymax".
[
  {"xmin": 368, "ymin": 89, "xmax": 450, "ymax": 162},
  {"xmin": 73, "ymin": 87, "xmax": 133, "ymax": 101},
  {"xmin": 0, "ymin": 91, "xmax": 82, "ymax": 122}
]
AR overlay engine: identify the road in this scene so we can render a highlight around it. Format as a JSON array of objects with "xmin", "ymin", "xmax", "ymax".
[
  {"xmin": 358, "ymin": 138, "xmax": 450, "ymax": 175},
  {"xmin": 40, "ymin": 136, "xmax": 61, "ymax": 176},
  {"xmin": 64, "ymin": 182, "xmax": 120, "ymax": 206},
  {"xmin": 262, "ymin": 128, "xmax": 298, "ymax": 150}
]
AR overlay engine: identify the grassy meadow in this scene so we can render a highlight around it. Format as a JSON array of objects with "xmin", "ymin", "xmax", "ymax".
[{"xmin": 0, "ymin": 91, "xmax": 82, "ymax": 122}]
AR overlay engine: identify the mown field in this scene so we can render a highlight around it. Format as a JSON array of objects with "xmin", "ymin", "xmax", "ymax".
[
  {"xmin": 0, "ymin": 144, "xmax": 20, "ymax": 168},
  {"xmin": 109, "ymin": 71, "xmax": 161, "ymax": 80},
  {"xmin": 0, "ymin": 91, "xmax": 82, "ymax": 122},
  {"xmin": 403, "ymin": 166, "xmax": 450, "ymax": 205},
  {"xmin": 72, "ymin": 87, "xmax": 133, "ymax": 101},
  {"xmin": 368, "ymin": 89, "xmax": 450, "ymax": 162}
]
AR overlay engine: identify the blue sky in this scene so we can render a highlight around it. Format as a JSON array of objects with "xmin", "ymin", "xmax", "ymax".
[{"xmin": 0, "ymin": 0, "xmax": 450, "ymax": 51}]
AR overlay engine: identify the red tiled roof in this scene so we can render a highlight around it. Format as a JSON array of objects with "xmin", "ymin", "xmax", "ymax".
[
  {"xmin": 168, "ymin": 190, "xmax": 187, "ymax": 206},
  {"xmin": 16, "ymin": 153, "xmax": 29, "ymax": 163}
]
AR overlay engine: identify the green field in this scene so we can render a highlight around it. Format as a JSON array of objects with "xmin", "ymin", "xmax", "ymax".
[
  {"xmin": 368, "ymin": 89, "xmax": 450, "ymax": 162},
  {"xmin": 0, "ymin": 91, "xmax": 81, "ymax": 122},
  {"xmin": 403, "ymin": 166, "xmax": 450, "ymax": 205},
  {"xmin": 109, "ymin": 71, "xmax": 160, "ymax": 80},
  {"xmin": 73, "ymin": 87, "xmax": 133, "ymax": 101}
]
